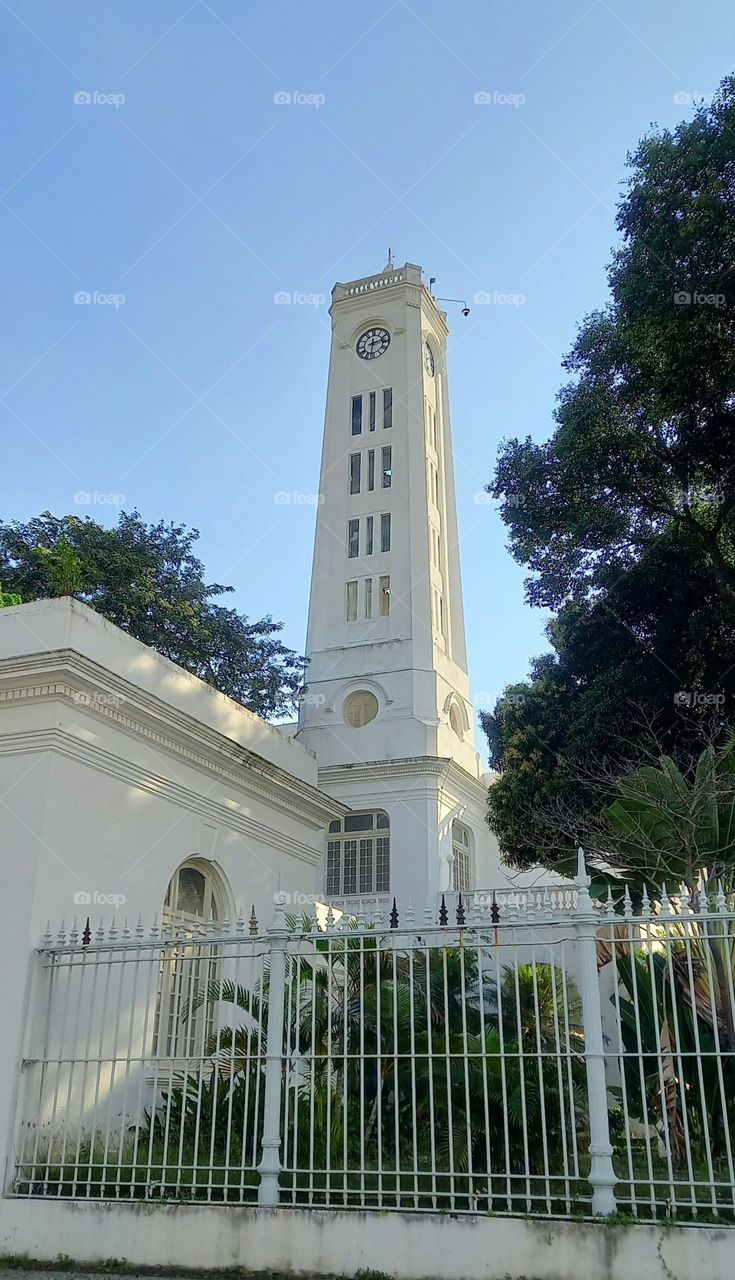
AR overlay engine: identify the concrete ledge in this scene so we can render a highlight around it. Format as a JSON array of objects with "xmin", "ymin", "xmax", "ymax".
[{"xmin": 1, "ymin": 1200, "xmax": 732, "ymax": 1280}]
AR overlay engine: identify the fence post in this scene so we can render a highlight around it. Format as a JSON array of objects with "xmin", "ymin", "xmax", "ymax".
[
  {"xmin": 574, "ymin": 848, "xmax": 617, "ymax": 1215},
  {"xmin": 257, "ymin": 893, "xmax": 288, "ymax": 1207}
]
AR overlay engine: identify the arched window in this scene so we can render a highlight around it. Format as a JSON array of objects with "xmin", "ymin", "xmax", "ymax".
[
  {"xmin": 451, "ymin": 822, "xmax": 473, "ymax": 893},
  {"xmin": 153, "ymin": 860, "xmax": 226, "ymax": 1058},
  {"xmin": 325, "ymin": 811, "xmax": 390, "ymax": 897},
  {"xmin": 449, "ymin": 703, "xmax": 463, "ymax": 738}
]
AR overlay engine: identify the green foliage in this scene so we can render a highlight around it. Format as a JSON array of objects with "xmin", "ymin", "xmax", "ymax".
[
  {"xmin": 602, "ymin": 735, "xmax": 735, "ymax": 890},
  {"xmin": 485, "ymin": 76, "xmax": 735, "ymax": 867},
  {"xmin": 0, "ymin": 510, "xmax": 304, "ymax": 717},
  {"xmin": 0, "ymin": 582, "xmax": 22, "ymax": 608},
  {"xmin": 135, "ymin": 941, "xmax": 586, "ymax": 1213},
  {"xmin": 612, "ymin": 930, "xmax": 735, "ymax": 1176}
]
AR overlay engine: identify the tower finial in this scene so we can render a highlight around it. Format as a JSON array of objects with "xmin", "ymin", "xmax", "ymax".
[{"xmin": 384, "ymin": 247, "xmax": 394, "ymax": 271}]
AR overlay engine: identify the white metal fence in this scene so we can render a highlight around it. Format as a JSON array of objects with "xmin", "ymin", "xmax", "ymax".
[{"xmin": 10, "ymin": 861, "xmax": 735, "ymax": 1222}]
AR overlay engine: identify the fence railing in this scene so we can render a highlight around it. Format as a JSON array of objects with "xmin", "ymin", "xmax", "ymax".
[{"xmin": 10, "ymin": 859, "xmax": 735, "ymax": 1222}]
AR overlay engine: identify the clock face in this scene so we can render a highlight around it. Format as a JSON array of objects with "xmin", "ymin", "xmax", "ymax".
[
  {"xmin": 356, "ymin": 327, "xmax": 390, "ymax": 360},
  {"xmin": 423, "ymin": 341, "xmax": 435, "ymax": 376}
]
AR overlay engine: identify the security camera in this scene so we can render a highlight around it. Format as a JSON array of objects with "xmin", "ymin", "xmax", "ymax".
[{"xmin": 462, "ymin": 306, "xmax": 470, "ymax": 317}]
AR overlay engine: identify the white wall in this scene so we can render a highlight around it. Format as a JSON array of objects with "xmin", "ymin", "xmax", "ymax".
[
  {"xmin": 0, "ymin": 598, "xmax": 345, "ymax": 1193},
  {"xmin": 0, "ymin": 1199, "xmax": 730, "ymax": 1280}
]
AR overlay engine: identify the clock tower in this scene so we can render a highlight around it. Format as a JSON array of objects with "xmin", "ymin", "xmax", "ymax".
[{"xmin": 297, "ymin": 260, "xmax": 503, "ymax": 910}]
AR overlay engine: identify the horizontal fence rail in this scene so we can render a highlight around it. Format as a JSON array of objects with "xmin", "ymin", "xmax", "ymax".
[{"xmin": 10, "ymin": 861, "xmax": 735, "ymax": 1224}]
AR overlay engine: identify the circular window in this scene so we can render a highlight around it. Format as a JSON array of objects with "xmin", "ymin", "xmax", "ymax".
[
  {"xmin": 343, "ymin": 690, "xmax": 379, "ymax": 728},
  {"xmin": 449, "ymin": 703, "xmax": 463, "ymax": 738}
]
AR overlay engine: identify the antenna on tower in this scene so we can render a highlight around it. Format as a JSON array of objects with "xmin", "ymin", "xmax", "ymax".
[{"xmin": 384, "ymin": 247, "xmax": 395, "ymax": 271}]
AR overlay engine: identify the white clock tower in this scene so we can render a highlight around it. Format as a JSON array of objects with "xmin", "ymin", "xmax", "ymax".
[{"xmin": 297, "ymin": 259, "xmax": 504, "ymax": 911}]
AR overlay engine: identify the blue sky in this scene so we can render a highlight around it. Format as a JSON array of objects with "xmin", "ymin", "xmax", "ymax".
[{"xmin": 2, "ymin": 0, "xmax": 733, "ymax": 743}]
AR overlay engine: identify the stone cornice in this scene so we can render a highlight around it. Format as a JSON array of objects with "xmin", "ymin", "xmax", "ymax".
[
  {"xmin": 0, "ymin": 650, "xmax": 347, "ymax": 830},
  {"xmin": 0, "ymin": 727, "xmax": 326, "ymax": 865},
  {"xmin": 318, "ymin": 755, "xmax": 489, "ymax": 804}
]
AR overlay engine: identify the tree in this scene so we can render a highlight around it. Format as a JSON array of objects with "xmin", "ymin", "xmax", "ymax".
[
  {"xmin": 485, "ymin": 75, "xmax": 735, "ymax": 869},
  {"xmin": 0, "ymin": 510, "xmax": 304, "ymax": 718},
  {"xmin": 0, "ymin": 583, "xmax": 21, "ymax": 608}
]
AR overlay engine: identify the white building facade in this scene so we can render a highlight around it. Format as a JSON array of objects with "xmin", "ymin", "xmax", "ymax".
[{"xmin": 295, "ymin": 259, "xmax": 507, "ymax": 911}]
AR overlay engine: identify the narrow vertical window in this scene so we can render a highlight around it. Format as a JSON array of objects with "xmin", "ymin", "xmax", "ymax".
[
  {"xmin": 366, "ymin": 515, "xmax": 374, "ymax": 555},
  {"xmin": 431, "ymin": 407, "xmax": 437, "ymax": 450},
  {"xmin": 346, "ymin": 580, "xmax": 358, "ymax": 622},
  {"xmin": 349, "ymin": 453, "xmax": 361, "ymax": 495},
  {"xmin": 439, "ymin": 595, "xmax": 444, "ymax": 636},
  {"xmin": 368, "ymin": 449, "xmax": 375, "ymax": 492},
  {"xmin": 343, "ymin": 841, "xmax": 358, "ymax": 895},
  {"xmin": 379, "ymin": 575, "xmax": 390, "ymax": 616},
  {"xmin": 381, "ymin": 446, "xmax": 392, "ymax": 488},
  {"xmin": 326, "ymin": 842, "xmax": 341, "ymax": 896},
  {"xmin": 347, "ymin": 518, "xmax": 359, "ymax": 558},
  {"xmin": 369, "ymin": 391, "xmax": 376, "ymax": 432},
  {"xmin": 383, "ymin": 387, "xmax": 392, "ymax": 429},
  {"xmin": 364, "ymin": 577, "xmax": 373, "ymax": 619},
  {"xmin": 380, "ymin": 513, "xmax": 391, "ymax": 552},
  {"xmin": 351, "ymin": 395, "xmax": 362, "ymax": 435}
]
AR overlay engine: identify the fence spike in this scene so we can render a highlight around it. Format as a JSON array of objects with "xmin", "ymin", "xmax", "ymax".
[
  {"xmin": 149, "ymin": 914, "xmax": 159, "ymax": 940},
  {"xmin": 235, "ymin": 906, "xmax": 245, "ymax": 936},
  {"xmin": 660, "ymin": 885, "xmax": 671, "ymax": 918},
  {"xmin": 95, "ymin": 921, "xmax": 105, "ymax": 944},
  {"xmin": 679, "ymin": 882, "xmax": 691, "ymax": 914},
  {"xmin": 390, "ymin": 897, "xmax": 399, "ymax": 929},
  {"xmin": 108, "ymin": 917, "xmax": 118, "ymax": 942},
  {"xmin": 249, "ymin": 905, "xmax": 259, "ymax": 936},
  {"xmin": 68, "ymin": 918, "xmax": 79, "ymax": 946},
  {"xmin": 122, "ymin": 917, "xmax": 131, "ymax": 941},
  {"xmin": 423, "ymin": 905, "xmax": 433, "ymax": 928},
  {"xmin": 82, "ymin": 916, "xmax": 91, "ymax": 946},
  {"xmin": 605, "ymin": 887, "xmax": 615, "ymax": 919},
  {"xmin": 716, "ymin": 881, "xmax": 727, "ymax": 914},
  {"xmin": 57, "ymin": 919, "xmax": 66, "ymax": 945},
  {"xmin": 622, "ymin": 886, "xmax": 632, "ymax": 919},
  {"xmin": 641, "ymin": 885, "xmax": 651, "ymax": 917},
  {"xmin": 405, "ymin": 899, "xmax": 415, "ymax": 927},
  {"xmin": 456, "ymin": 893, "xmax": 465, "ymax": 927},
  {"xmin": 439, "ymin": 893, "xmax": 448, "ymax": 927},
  {"xmin": 491, "ymin": 892, "xmax": 500, "ymax": 926},
  {"xmin": 42, "ymin": 920, "xmax": 52, "ymax": 946}
]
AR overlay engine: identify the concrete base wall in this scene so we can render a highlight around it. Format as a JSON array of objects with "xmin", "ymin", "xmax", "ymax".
[{"xmin": 0, "ymin": 1200, "xmax": 731, "ymax": 1280}]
